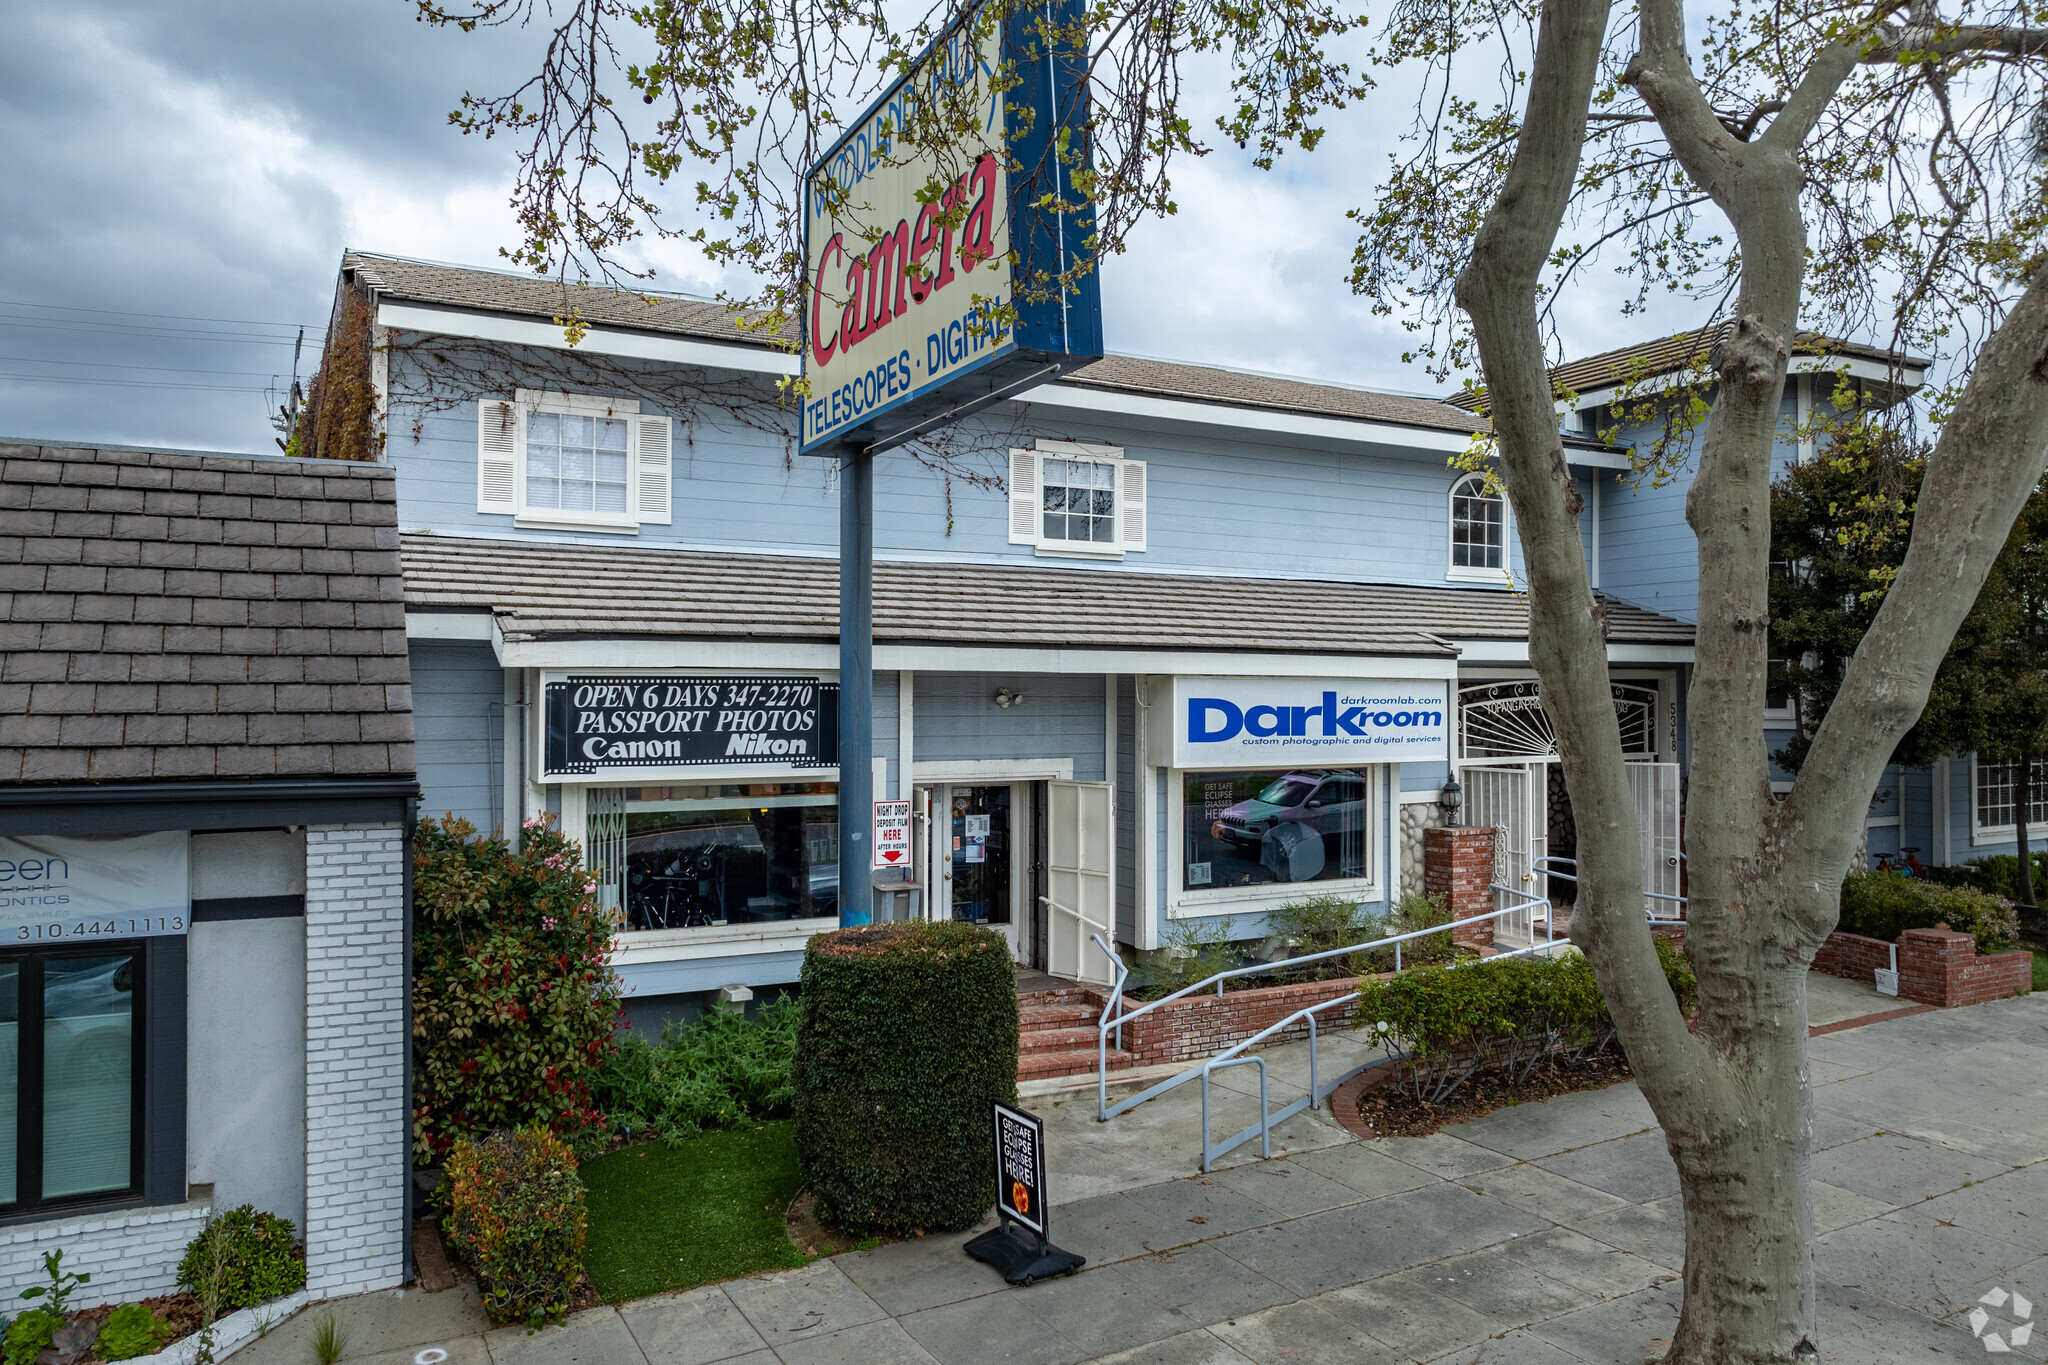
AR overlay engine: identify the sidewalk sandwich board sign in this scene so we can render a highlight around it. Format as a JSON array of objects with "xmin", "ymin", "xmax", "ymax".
[
  {"xmin": 799, "ymin": 0, "xmax": 1102, "ymax": 456},
  {"xmin": 873, "ymin": 799, "xmax": 911, "ymax": 869},
  {"xmin": 964, "ymin": 1100, "xmax": 1085, "ymax": 1284}
]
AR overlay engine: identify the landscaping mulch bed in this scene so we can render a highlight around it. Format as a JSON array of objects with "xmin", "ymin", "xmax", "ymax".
[
  {"xmin": 1352, "ymin": 1049, "xmax": 1636, "ymax": 1138},
  {"xmin": 55, "ymin": 1291, "xmax": 209, "ymax": 1359},
  {"xmin": 784, "ymin": 1190, "xmax": 880, "ymax": 1259}
]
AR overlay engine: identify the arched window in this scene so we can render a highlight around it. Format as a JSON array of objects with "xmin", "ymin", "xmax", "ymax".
[{"xmin": 1449, "ymin": 474, "xmax": 1506, "ymax": 576}]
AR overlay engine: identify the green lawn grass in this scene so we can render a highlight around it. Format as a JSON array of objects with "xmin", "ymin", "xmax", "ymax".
[
  {"xmin": 2033, "ymin": 950, "xmax": 2047, "ymax": 994},
  {"xmin": 581, "ymin": 1122, "xmax": 808, "ymax": 1303}
]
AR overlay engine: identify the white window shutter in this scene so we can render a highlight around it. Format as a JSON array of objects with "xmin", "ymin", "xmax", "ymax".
[
  {"xmin": 1009, "ymin": 448, "xmax": 1038, "ymax": 545},
  {"xmin": 636, "ymin": 414, "xmax": 672, "ymax": 525},
  {"xmin": 477, "ymin": 399, "xmax": 518, "ymax": 514},
  {"xmin": 1119, "ymin": 458, "xmax": 1147, "ymax": 551}
]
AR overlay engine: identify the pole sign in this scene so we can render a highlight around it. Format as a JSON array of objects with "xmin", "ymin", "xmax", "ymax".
[
  {"xmin": 1172, "ymin": 678, "xmax": 1452, "ymax": 767},
  {"xmin": 872, "ymin": 799, "xmax": 911, "ymax": 869},
  {"xmin": 799, "ymin": 0, "xmax": 1103, "ymax": 455},
  {"xmin": 543, "ymin": 676, "xmax": 839, "ymax": 778},
  {"xmin": 0, "ymin": 832, "xmax": 189, "ymax": 943}
]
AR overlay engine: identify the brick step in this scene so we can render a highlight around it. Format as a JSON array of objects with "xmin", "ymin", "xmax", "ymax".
[
  {"xmin": 1019, "ymin": 1047, "xmax": 1138, "ymax": 1081},
  {"xmin": 1021, "ymin": 1002, "xmax": 1098, "ymax": 1031},
  {"xmin": 1019, "ymin": 1025, "xmax": 1102, "ymax": 1054},
  {"xmin": 1018, "ymin": 986, "xmax": 1097, "ymax": 1009}
]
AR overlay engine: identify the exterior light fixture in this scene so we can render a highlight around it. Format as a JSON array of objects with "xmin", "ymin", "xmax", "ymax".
[
  {"xmin": 995, "ymin": 688, "xmax": 1027, "ymax": 709},
  {"xmin": 1438, "ymin": 776, "xmax": 1463, "ymax": 827}
]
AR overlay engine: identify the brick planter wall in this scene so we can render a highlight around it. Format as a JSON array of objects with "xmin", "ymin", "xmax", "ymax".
[
  {"xmin": 1105, "ymin": 975, "xmax": 1368, "ymax": 1067},
  {"xmin": 1425, "ymin": 826, "xmax": 1497, "ymax": 949},
  {"xmin": 1812, "ymin": 924, "xmax": 2032, "ymax": 1009}
]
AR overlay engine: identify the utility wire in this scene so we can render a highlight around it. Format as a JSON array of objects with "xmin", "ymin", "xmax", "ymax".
[
  {"xmin": 0, "ymin": 354, "xmax": 287, "ymax": 378},
  {"xmin": 0, "ymin": 373, "xmax": 270, "ymax": 393},
  {"xmin": 0, "ymin": 318, "xmax": 325, "ymax": 346},
  {"xmin": 0, "ymin": 300, "xmax": 332, "ymax": 330}
]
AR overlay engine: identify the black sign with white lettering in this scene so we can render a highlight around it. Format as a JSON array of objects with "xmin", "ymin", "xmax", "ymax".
[
  {"xmin": 993, "ymin": 1101, "xmax": 1047, "ymax": 1235},
  {"xmin": 543, "ymin": 675, "xmax": 839, "ymax": 776}
]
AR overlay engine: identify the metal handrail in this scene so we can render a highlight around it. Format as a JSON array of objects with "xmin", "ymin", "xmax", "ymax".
[
  {"xmin": 1089, "ymin": 891, "xmax": 1561, "ymax": 1123},
  {"xmin": 1534, "ymin": 855, "xmax": 1687, "ymax": 921}
]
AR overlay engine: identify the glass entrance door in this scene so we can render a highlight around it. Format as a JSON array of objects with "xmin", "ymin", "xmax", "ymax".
[{"xmin": 940, "ymin": 785, "xmax": 1018, "ymax": 957}]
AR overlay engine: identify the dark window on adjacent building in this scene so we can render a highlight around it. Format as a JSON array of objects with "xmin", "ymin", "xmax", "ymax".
[{"xmin": 0, "ymin": 946, "xmax": 146, "ymax": 1214}]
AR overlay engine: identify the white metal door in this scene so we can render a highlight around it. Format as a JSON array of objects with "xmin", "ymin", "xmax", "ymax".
[
  {"xmin": 1463, "ymin": 764, "xmax": 1545, "ymax": 939},
  {"xmin": 1627, "ymin": 761, "xmax": 1682, "ymax": 917},
  {"xmin": 1047, "ymin": 780, "xmax": 1116, "ymax": 985}
]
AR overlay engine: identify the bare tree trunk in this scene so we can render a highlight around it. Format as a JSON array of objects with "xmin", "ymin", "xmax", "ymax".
[{"xmin": 1456, "ymin": 0, "xmax": 2048, "ymax": 1355}]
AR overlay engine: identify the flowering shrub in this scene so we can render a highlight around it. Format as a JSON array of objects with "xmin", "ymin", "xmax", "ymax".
[
  {"xmin": 445, "ymin": 1127, "xmax": 587, "ymax": 1327},
  {"xmin": 413, "ymin": 814, "xmax": 624, "ymax": 1162}
]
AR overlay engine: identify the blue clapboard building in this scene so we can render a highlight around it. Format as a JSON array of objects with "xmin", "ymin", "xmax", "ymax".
[{"xmin": 333, "ymin": 251, "xmax": 1988, "ymax": 1026}]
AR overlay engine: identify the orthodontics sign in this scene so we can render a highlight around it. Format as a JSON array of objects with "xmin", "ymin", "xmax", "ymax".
[
  {"xmin": 798, "ymin": 0, "xmax": 1102, "ymax": 453},
  {"xmin": 1172, "ymin": 678, "xmax": 1450, "ymax": 767},
  {"xmin": 543, "ymin": 676, "xmax": 840, "ymax": 777}
]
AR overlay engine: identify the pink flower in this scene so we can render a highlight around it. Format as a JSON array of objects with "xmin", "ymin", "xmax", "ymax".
[{"xmin": 542, "ymin": 916, "xmax": 558, "ymax": 931}]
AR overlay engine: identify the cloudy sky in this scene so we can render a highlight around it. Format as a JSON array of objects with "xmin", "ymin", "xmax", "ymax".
[{"xmin": 0, "ymin": 1, "xmax": 1697, "ymax": 455}]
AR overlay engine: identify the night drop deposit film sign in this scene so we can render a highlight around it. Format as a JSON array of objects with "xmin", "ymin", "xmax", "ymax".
[{"xmin": 873, "ymin": 800, "xmax": 911, "ymax": 869}]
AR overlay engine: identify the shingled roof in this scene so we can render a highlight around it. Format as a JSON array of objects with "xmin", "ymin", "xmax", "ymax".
[
  {"xmin": 0, "ymin": 443, "xmax": 415, "ymax": 785},
  {"xmin": 400, "ymin": 534, "xmax": 1694, "ymax": 652},
  {"xmin": 345, "ymin": 251, "xmax": 1484, "ymax": 437},
  {"xmin": 1446, "ymin": 325, "xmax": 1932, "ymax": 412}
]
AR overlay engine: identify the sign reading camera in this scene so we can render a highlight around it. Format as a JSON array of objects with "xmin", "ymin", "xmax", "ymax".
[
  {"xmin": 1172, "ymin": 678, "xmax": 1450, "ymax": 768},
  {"xmin": 544, "ymin": 676, "xmax": 839, "ymax": 778},
  {"xmin": 799, "ymin": 0, "xmax": 1101, "ymax": 454}
]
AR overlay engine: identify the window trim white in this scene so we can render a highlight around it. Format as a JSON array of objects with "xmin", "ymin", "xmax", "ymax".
[
  {"xmin": 1009, "ymin": 439, "xmax": 1145, "ymax": 560},
  {"xmin": 1446, "ymin": 473, "xmax": 1510, "ymax": 583},
  {"xmin": 1969, "ymin": 751, "xmax": 2048, "ymax": 845},
  {"xmin": 485, "ymin": 388, "xmax": 659, "ymax": 535},
  {"xmin": 1166, "ymin": 762, "xmax": 1383, "ymax": 918}
]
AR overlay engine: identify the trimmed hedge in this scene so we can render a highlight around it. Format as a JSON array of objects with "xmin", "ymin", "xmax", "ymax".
[
  {"xmin": 793, "ymin": 922, "xmax": 1018, "ymax": 1235},
  {"xmin": 1355, "ymin": 940, "xmax": 1696, "ymax": 1104},
  {"xmin": 1838, "ymin": 870, "xmax": 2019, "ymax": 953}
]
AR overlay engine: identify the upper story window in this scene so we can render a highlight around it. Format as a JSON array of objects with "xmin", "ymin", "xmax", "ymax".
[
  {"xmin": 476, "ymin": 389, "xmax": 672, "ymax": 533},
  {"xmin": 1008, "ymin": 439, "xmax": 1147, "ymax": 559},
  {"xmin": 1974, "ymin": 756, "xmax": 2048, "ymax": 839},
  {"xmin": 1448, "ymin": 473, "xmax": 1507, "ymax": 580}
]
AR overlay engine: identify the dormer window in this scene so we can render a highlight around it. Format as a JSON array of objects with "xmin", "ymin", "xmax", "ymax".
[{"xmin": 1448, "ymin": 473, "xmax": 1507, "ymax": 580}]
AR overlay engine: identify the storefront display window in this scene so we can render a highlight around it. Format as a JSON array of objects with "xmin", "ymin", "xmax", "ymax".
[
  {"xmin": 1183, "ymin": 768, "xmax": 1373, "ymax": 891},
  {"xmin": 614, "ymin": 783, "xmax": 838, "ymax": 930},
  {"xmin": 0, "ymin": 948, "xmax": 143, "ymax": 1212}
]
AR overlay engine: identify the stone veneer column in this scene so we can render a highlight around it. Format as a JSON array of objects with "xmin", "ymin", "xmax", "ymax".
[
  {"xmin": 303, "ymin": 823, "xmax": 409, "ymax": 1297},
  {"xmin": 1425, "ymin": 826, "xmax": 1497, "ymax": 950}
]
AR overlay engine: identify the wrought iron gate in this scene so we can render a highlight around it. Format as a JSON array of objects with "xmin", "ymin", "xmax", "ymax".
[
  {"xmin": 1626, "ymin": 761, "xmax": 1682, "ymax": 916},
  {"xmin": 1462, "ymin": 764, "xmax": 1546, "ymax": 939}
]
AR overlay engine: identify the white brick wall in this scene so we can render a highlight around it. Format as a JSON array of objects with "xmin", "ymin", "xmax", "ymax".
[
  {"xmin": 0, "ymin": 1197, "xmax": 213, "ymax": 1307},
  {"xmin": 302, "ymin": 822, "xmax": 409, "ymax": 1298}
]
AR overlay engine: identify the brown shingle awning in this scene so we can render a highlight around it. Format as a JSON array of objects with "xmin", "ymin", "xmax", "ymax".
[{"xmin": 399, "ymin": 534, "xmax": 1694, "ymax": 655}]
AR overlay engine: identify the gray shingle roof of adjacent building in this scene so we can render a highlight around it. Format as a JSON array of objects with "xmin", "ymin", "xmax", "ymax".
[
  {"xmin": 343, "ymin": 251, "xmax": 1486, "ymax": 436},
  {"xmin": 0, "ymin": 443, "xmax": 415, "ymax": 785},
  {"xmin": 399, "ymin": 534, "xmax": 1694, "ymax": 652},
  {"xmin": 1446, "ymin": 324, "xmax": 1933, "ymax": 412}
]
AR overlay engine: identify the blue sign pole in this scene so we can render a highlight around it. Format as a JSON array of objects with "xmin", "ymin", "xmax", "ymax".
[{"xmin": 837, "ymin": 440, "xmax": 874, "ymax": 927}]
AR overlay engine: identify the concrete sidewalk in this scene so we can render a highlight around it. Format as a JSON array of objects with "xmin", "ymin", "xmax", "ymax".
[{"xmin": 240, "ymin": 987, "xmax": 2048, "ymax": 1365}]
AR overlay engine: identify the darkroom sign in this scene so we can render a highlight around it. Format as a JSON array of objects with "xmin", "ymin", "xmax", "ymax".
[{"xmin": 543, "ymin": 675, "xmax": 839, "ymax": 777}]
